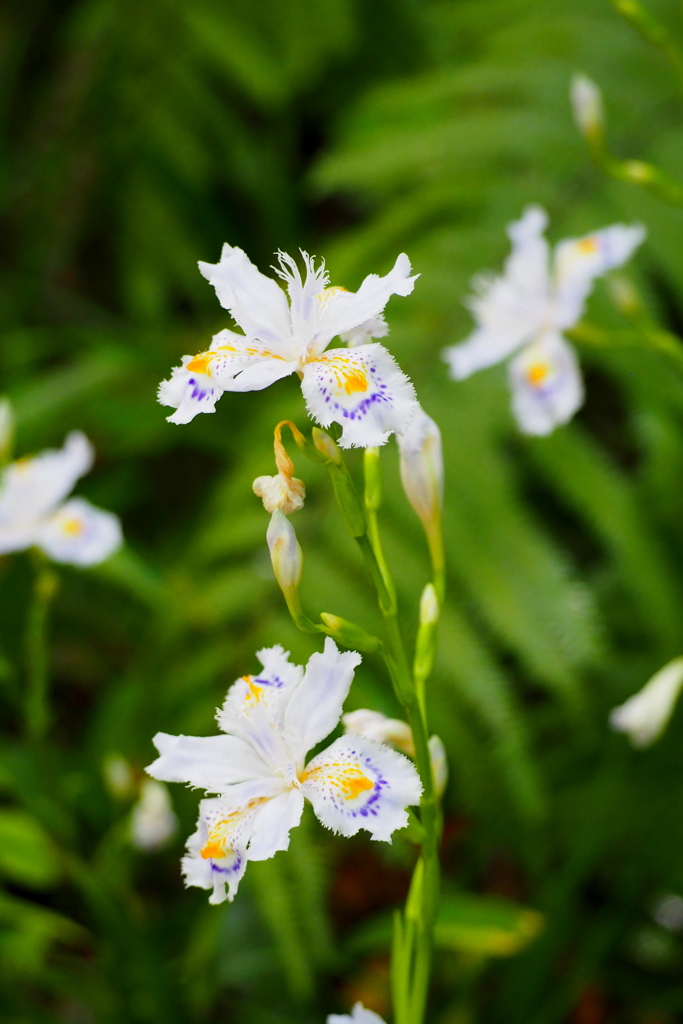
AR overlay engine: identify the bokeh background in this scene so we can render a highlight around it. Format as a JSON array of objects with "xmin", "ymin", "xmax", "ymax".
[{"xmin": 3, "ymin": 0, "xmax": 683, "ymax": 1020}]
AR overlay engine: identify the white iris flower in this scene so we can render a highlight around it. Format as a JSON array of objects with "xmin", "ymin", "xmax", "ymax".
[
  {"xmin": 443, "ymin": 206, "xmax": 645, "ymax": 435},
  {"xmin": 328, "ymin": 1005, "xmax": 387, "ymax": 1024},
  {"xmin": 0, "ymin": 432, "xmax": 122, "ymax": 566},
  {"xmin": 146, "ymin": 639, "xmax": 422, "ymax": 904},
  {"xmin": 158, "ymin": 247, "xmax": 419, "ymax": 447}
]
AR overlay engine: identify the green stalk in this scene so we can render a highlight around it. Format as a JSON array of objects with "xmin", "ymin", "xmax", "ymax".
[
  {"xmin": 358, "ymin": 449, "xmax": 442, "ymax": 1024},
  {"xmin": 24, "ymin": 559, "xmax": 59, "ymax": 741}
]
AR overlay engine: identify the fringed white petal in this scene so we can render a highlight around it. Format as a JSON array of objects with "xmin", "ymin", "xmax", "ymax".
[
  {"xmin": 301, "ymin": 735, "xmax": 422, "ymax": 841},
  {"xmin": 158, "ymin": 362, "xmax": 222, "ymax": 424},
  {"xmin": 508, "ymin": 333, "xmax": 584, "ymax": 436},
  {"xmin": 301, "ymin": 343, "xmax": 417, "ymax": 449},
  {"xmin": 147, "ymin": 732, "xmax": 274, "ymax": 790},
  {"xmin": 283, "ymin": 638, "xmax": 362, "ymax": 763},
  {"xmin": 216, "ymin": 645, "xmax": 304, "ymax": 768},
  {"xmin": 198, "ymin": 245, "xmax": 294, "ymax": 353},
  {"xmin": 312, "ymin": 254, "xmax": 417, "ymax": 353},
  {"xmin": 553, "ymin": 223, "xmax": 645, "ymax": 328}
]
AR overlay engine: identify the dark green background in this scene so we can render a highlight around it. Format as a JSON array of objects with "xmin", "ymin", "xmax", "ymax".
[{"xmin": 3, "ymin": 0, "xmax": 683, "ymax": 1020}]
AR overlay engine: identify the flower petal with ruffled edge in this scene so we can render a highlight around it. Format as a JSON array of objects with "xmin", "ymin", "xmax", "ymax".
[
  {"xmin": 158, "ymin": 330, "xmax": 298, "ymax": 424},
  {"xmin": 443, "ymin": 206, "xmax": 552, "ymax": 379},
  {"xmin": 328, "ymin": 1004, "xmax": 387, "ymax": 1024},
  {"xmin": 216, "ymin": 645, "xmax": 304, "ymax": 767},
  {"xmin": 198, "ymin": 245, "xmax": 294, "ymax": 350},
  {"xmin": 300, "ymin": 735, "xmax": 422, "ymax": 841},
  {"xmin": 301, "ymin": 344, "xmax": 417, "ymax": 448},
  {"xmin": 283, "ymin": 637, "xmax": 361, "ymax": 762},
  {"xmin": 508, "ymin": 332, "xmax": 584, "ymax": 436},
  {"xmin": 147, "ymin": 732, "xmax": 276, "ymax": 791},
  {"xmin": 35, "ymin": 497, "xmax": 122, "ymax": 567},
  {"xmin": 552, "ymin": 223, "xmax": 645, "ymax": 329},
  {"xmin": 0, "ymin": 431, "xmax": 93, "ymax": 544}
]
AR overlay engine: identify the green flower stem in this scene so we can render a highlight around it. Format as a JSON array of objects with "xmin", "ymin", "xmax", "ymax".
[
  {"xmin": 607, "ymin": 0, "xmax": 683, "ymax": 89},
  {"xmin": 568, "ymin": 321, "xmax": 683, "ymax": 375},
  {"xmin": 357, "ymin": 450, "xmax": 441, "ymax": 1024},
  {"xmin": 317, "ymin": 436, "xmax": 443, "ymax": 1024},
  {"xmin": 24, "ymin": 559, "xmax": 59, "ymax": 741}
]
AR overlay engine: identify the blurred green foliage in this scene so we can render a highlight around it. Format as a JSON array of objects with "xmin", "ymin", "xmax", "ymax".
[{"xmin": 3, "ymin": 0, "xmax": 683, "ymax": 1021}]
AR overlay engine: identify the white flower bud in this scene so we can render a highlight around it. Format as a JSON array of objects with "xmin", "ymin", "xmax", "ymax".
[
  {"xmin": 0, "ymin": 398, "xmax": 14, "ymax": 465},
  {"xmin": 571, "ymin": 73, "xmax": 604, "ymax": 138},
  {"xmin": 610, "ymin": 656, "xmax": 683, "ymax": 748},
  {"xmin": 428, "ymin": 734, "xmax": 448, "ymax": 798},
  {"xmin": 342, "ymin": 708, "xmax": 415, "ymax": 756},
  {"xmin": 267, "ymin": 509, "xmax": 303, "ymax": 601},
  {"xmin": 398, "ymin": 405, "xmax": 443, "ymax": 532},
  {"xmin": 420, "ymin": 583, "xmax": 439, "ymax": 626},
  {"xmin": 130, "ymin": 779, "xmax": 178, "ymax": 852},
  {"xmin": 253, "ymin": 472, "xmax": 305, "ymax": 514}
]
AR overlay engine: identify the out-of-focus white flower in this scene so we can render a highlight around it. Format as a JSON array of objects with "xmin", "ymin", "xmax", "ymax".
[
  {"xmin": 147, "ymin": 639, "xmax": 422, "ymax": 903},
  {"xmin": 103, "ymin": 754, "xmax": 135, "ymax": 799},
  {"xmin": 0, "ymin": 432, "xmax": 122, "ymax": 566},
  {"xmin": 0, "ymin": 398, "xmax": 14, "ymax": 465},
  {"xmin": 158, "ymin": 248, "xmax": 419, "ymax": 448},
  {"xmin": 343, "ymin": 709, "xmax": 448, "ymax": 797},
  {"xmin": 342, "ymin": 708, "xmax": 415, "ymax": 755},
  {"xmin": 570, "ymin": 73, "xmax": 604, "ymax": 138},
  {"xmin": 610, "ymin": 656, "xmax": 683, "ymax": 748},
  {"xmin": 328, "ymin": 1004, "xmax": 386, "ymax": 1024},
  {"xmin": 398, "ymin": 405, "xmax": 443, "ymax": 535},
  {"xmin": 443, "ymin": 206, "xmax": 645, "ymax": 435},
  {"xmin": 653, "ymin": 894, "xmax": 683, "ymax": 932},
  {"xmin": 131, "ymin": 779, "xmax": 178, "ymax": 852}
]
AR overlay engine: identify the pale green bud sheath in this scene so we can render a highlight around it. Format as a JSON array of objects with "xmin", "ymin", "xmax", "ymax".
[
  {"xmin": 0, "ymin": 397, "xmax": 14, "ymax": 467},
  {"xmin": 266, "ymin": 510, "xmax": 306, "ymax": 625},
  {"xmin": 398, "ymin": 406, "xmax": 445, "ymax": 601},
  {"xmin": 570, "ymin": 73, "xmax": 604, "ymax": 146},
  {"xmin": 414, "ymin": 583, "xmax": 440, "ymax": 716},
  {"xmin": 320, "ymin": 613, "xmax": 382, "ymax": 653}
]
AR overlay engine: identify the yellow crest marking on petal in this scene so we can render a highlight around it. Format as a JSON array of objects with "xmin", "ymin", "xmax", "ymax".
[
  {"xmin": 201, "ymin": 797, "xmax": 271, "ymax": 859},
  {"xmin": 317, "ymin": 285, "xmax": 348, "ymax": 309},
  {"xmin": 186, "ymin": 352, "xmax": 213, "ymax": 374},
  {"xmin": 577, "ymin": 236, "xmax": 599, "ymax": 254},
  {"xmin": 61, "ymin": 517, "xmax": 85, "ymax": 536},
  {"xmin": 200, "ymin": 840, "xmax": 225, "ymax": 860},
  {"xmin": 344, "ymin": 369, "xmax": 369, "ymax": 394},
  {"xmin": 301, "ymin": 762, "xmax": 374, "ymax": 800},
  {"xmin": 526, "ymin": 362, "xmax": 551, "ymax": 388}
]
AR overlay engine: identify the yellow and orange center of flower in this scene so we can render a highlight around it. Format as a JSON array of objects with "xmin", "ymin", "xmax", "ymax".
[
  {"xmin": 61, "ymin": 517, "xmax": 85, "ymax": 536},
  {"xmin": 301, "ymin": 762, "xmax": 374, "ymax": 800},
  {"xmin": 526, "ymin": 361, "xmax": 551, "ymax": 388},
  {"xmin": 577, "ymin": 236, "xmax": 599, "ymax": 255}
]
